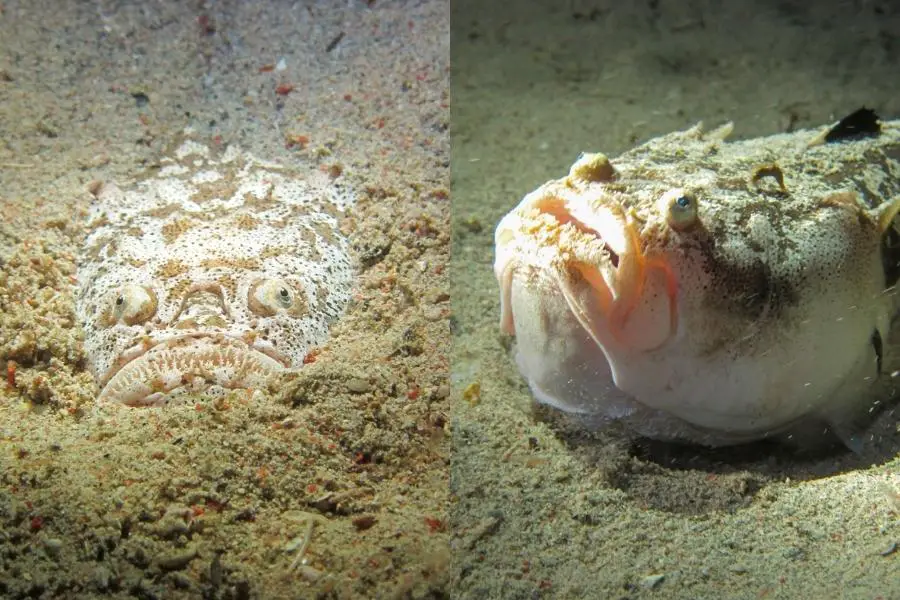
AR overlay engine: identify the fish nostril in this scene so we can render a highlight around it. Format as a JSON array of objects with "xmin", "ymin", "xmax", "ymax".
[
  {"xmin": 184, "ymin": 283, "xmax": 225, "ymax": 301},
  {"xmin": 170, "ymin": 283, "xmax": 231, "ymax": 325},
  {"xmin": 184, "ymin": 290, "xmax": 222, "ymax": 306}
]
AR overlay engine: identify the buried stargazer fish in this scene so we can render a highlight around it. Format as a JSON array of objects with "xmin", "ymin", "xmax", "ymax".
[{"xmin": 76, "ymin": 137, "xmax": 354, "ymax": 406}]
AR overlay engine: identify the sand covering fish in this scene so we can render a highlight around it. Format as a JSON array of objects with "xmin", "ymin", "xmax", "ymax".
[
  {"xmin": 76, "ymin": 136, "xmax": 354, "ymax": 406},
  {"xmin": 495, "ymin": 113, "xmax": 900, "ymax": 447}
]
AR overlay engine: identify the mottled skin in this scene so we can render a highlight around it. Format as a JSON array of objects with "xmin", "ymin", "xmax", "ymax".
[
  {"xmin": 495, "ymin": 120, "xmax": 900, "ymax": 446},
  {"xmin": 76, "ymin": 138, "xmax": 354, "ymax": 406}
]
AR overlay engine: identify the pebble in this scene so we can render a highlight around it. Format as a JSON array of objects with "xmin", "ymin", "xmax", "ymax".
[
  {"xmin": 640, "ymin": 574, "xmax": 665, "ymax": 589},
  {"xmin": 423, "ymin": 305, "xmax": 443, "ymax": 322},
  {"xmin": 157, "ymin": 548, "xmax": 199, "ymax": 572},
  {"xmin": 352, "ymin": 515, "xmax": 377, "ymax": 531},
  {"xmin": 346, "ymin": 378, "xmax": 372, "ymax": 394},
  {"xmin": 297, "ymin": 564, "xmax": 322, "ymax": 582},
  {"xmin": 42, "ymin": 537, "xmax": 63, "ymax": 559}
]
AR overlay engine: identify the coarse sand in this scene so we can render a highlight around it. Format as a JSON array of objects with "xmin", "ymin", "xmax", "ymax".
[
  {"xmin": 0, "ymin": 1, "xmax": 449, "ymax": 598},
  {"xmin": 450, "ymin": 1, "xmax": 899, "ymax": 598},
  {"xmin": 2, "ymin": 1, "xmax": 900, "ymax": 599}
]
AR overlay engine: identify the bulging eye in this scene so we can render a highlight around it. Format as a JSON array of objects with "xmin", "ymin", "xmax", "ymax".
[
  {"xmin": 248, "ymin": 278, "xmax": 307, "ymax": 317},
  {"xmin": 101, "ymin": 284, "xmax": 158, "ymax": 326},
  {"xmin": 660, "ymin": 188, "xmax": 699, "ymax": 231}
]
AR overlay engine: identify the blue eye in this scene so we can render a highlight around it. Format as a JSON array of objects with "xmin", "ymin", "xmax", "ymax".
[{"xmin": 675, "ymin": 195, "xmax": 691, "ymax": 208}]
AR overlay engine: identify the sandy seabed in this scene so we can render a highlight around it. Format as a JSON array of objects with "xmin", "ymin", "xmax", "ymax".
[
  {"xmin": 450, "ymin": 1, "xmax": 899, "ymax": 599},
  {"xmin": 0, "ymin": 1, "xmax": 449, "ymax": 599},
  {"xmin": 1, "ymin": 0, "xmax": 899, "ymax": 599}
]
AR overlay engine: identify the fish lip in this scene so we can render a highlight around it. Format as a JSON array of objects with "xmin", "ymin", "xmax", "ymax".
[
  {"xmin": 97, "ymin": 332, "xmax": 291, "ymax": 389},
  {"xmin": 529, "ymin": 191, "xmax": 629, "ymax": 270},
  {"xmin": 497, "ymin": 183, "xmax": 678, "ymax": 351},
  {"xmin": 498, "ymin": 189, "xmax": 634, "ymax": 302}
]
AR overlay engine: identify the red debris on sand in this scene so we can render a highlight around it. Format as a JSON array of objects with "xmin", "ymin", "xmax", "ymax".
[
  {"xmin": 286, "ymin": 134, "xmax": 310, "ymax": 150},
  {"xmin": 423, "ymin": 516, "xmax": 445, "ymax": 533},
  {"xmin": 29, "ymin": 516, "xmax": 43, "ymax": 532},
  {"xmin": 6, "ymin": 360, "xmax": 15, "ymax": 389}
]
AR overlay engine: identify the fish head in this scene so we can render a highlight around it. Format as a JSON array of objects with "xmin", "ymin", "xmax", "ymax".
[
  {"xmin": 495, "ymin": 134, "xmax": 896, "ymax": 443},
  {"xmin": 77, "ymin": 141, "xmax": 354, "ymax": 406}
]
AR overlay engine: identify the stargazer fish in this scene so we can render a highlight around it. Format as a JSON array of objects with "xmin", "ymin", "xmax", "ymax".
[
  {"xmin": 494, "ymin": 110, "xmax": 900, "ymax": 447},
  {"xmin": 76, "ymin": 136, "xmax": 354, "ymax": 406}
]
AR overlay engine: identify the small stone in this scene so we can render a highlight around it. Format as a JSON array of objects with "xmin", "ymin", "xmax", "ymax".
[
  {"xmin": 42, "ymin": 538, "xmax": 63, "ymax": 559},
  {"xmin": 423, "ymin": 305, "xmax": 443, "ymax": 321},
  {"xmin": 157, "ymin": 549, "xmax": 199, "ymax": 572},
  {"xmin": 346, "ymin": 378, "xmax": 372, "ymax": 394},
  {"xmin": 352, "ymin": 515, "xmax": 377, "ymax": 531},
  {"xmin": 462, "ymin": 381, "xmax": 481, "ymax": 405},
  {"xmin": 297, "ymin": 565, "xmax": 322, "ymax": 581},
  {"xmin": 640, "ymin": 574, "xmax": 665, "ymax": 589}
]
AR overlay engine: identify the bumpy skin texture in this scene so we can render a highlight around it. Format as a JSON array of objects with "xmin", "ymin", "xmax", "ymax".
[
  {"xmin": 495, "ymin": 120, "xmax": 900, "ymax": 446},
  {"xmin": 76, "ymin": 138, "xmax": 354, "ymax": 406}
]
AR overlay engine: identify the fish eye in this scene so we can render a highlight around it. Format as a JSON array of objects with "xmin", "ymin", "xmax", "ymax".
[
  {"xmin": 248, "ymin": 278, "xmax": 307, "ymax": 317},
  {"xmin": 102, "ymin": 284, "xmax": 158, "ymax": 326},
  {"xmin": 660, "ymin": 189, "xmax": 699, "ymax": 231}
]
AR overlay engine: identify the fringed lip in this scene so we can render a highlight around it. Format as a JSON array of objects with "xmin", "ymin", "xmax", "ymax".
[
  {"xmin": 495, "ymin": 185, "xmax": 678, "ymax": 352},
  {"xmin": 97, "ymin": 335, "xmax": 289, "ymax": 406},
  {"xmin": 99, "ymin": 332, "xmax": 291, "ymax": 387}
]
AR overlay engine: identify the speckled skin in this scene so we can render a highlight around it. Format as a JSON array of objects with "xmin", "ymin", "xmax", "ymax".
[
  {"xmin": 495, "ymin": 119, "xmax": 900, "ymax": 446},
  {"xmin": 76, "ymin": 138, "xmax": 354, "ymax": 406}
]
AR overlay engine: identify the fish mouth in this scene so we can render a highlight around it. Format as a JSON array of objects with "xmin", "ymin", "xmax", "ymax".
[
  {"xmin": 97, "ymin": 334, "xmax": 290, "ymax": 406},
  {"xmin": 495, "ymin": 185, "xmax": 678, "ymax": 353}
]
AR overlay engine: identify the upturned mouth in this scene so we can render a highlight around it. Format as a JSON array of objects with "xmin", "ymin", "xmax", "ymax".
[
  {"xmin": 495, "ymin": 182, "xmax": 678, "ymax": 352},
  {"xmin": 97, "ymin": 336, "xmax": 287, "ymax": 406},
  {"xmin": 496, "ymin": 191, "xmax": 637, "ymax": 324}
]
